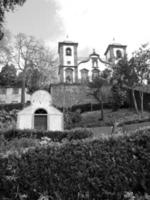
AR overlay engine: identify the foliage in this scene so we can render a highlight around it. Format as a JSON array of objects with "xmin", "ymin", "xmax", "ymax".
[
  {"xmin": 111, "ymin": 83, "xmax": 128, "ymax": 111},
  {"xmin": 0, "ymin": 103, "xmax": 23, "ymax": 111},
  {"xmin": 88, "ymin": 77, "xmax": 108, "ymax": 119},
  {"xmin": 64, "ymin": 110, "xmax": 82, "ymax": 129},
  {"xmin": 67, "ymin": 128, "xmax": 93, "ymax": 141},
  {"xmin": 1, "ymin": 130, "xmax": 150, "ymax": 199},
  {"xmin": 0, "ymin": 64, "xmax": 17, "ymax": 86},
  {"xmin": 131, "ymin": 45, "xmax": 150, "ymax": 113},
  {"xmin": 101, "ymin": 68, "xmax": 112, "ymax": 79},
  {"xmin": 13, "ymin": 33, "xmax": 58, "ymax": 105},
  {"xmin": 0, "ymin": 137, "xmax": 39, "ymax": 154},
  {"xmin": 0, "ymin": 109, "xmax": 17, "ymax": 130},
  {"xmin": 124, "ymin": 191, "xmax": 150, "ymax": 200},
  {"xmin": 113, "ymin": 45, "xmax": 150, "ymax": 113},
  {"xmin": 1, "ymin": 128, "xmax": 93, "ymax": 142}
]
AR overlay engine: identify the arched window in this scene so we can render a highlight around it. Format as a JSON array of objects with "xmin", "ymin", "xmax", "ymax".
[
  {"xmin": 34, "ymin": 109, "xmax": 47, "ymax": 130},
  {"xmin": 65, "ymin": 68, "xmax": 73, "ymax": 83},
  {"xmin": 66, "ymin": 47, "xmax": 72, "ymax": 56},
  {"xmin": 80, "ymin": 69, "xmax": 89, "ymax": 82},
  {"xmin": 116, "ymin": 50, "xmax": 122, "ymax": 59},
  {"xmin": 92, "ymin": 68, "xmax": 99, "ymax": 80}
]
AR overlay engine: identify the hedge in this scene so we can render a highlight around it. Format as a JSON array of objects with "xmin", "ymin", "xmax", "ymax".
[
  {"xmin": 0, "ymin": 130, "xmax": 150, "ymax": 199},
  {"xmin": 1, "ymin": 128, "xmax": 93, "ymax": 142},
  {"xmin": 0, "ymin": 103, "xmax": 23, "ymax": 111}
]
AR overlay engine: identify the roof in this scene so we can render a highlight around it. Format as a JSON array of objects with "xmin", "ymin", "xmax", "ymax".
[
  {"xmin": 58, "ymin": 40, "xmax": 78, "ymax": 47},
  {"xmin": 104, "ymin": 43, "xmax": 127, "ymax": 55}
]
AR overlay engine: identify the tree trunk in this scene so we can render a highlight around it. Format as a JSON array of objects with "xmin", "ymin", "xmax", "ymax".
[
  {"xmin": 139, "ymin": 91, "xmax": 144, "ymax": 113},
  {"xmin": 132, "ymin": 88, "xmax": 139, "ymax": 114},
  {"xmin": 21, "ymin": 71, "xmax": 26, "ymax": 108},
  {"xmin": 101, "ymin": 100, "xmax": 104, "ymax": 120}
]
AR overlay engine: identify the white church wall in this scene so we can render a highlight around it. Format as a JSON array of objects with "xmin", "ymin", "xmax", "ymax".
[
  {"xmin": 78, "ymin": 59, "xmax": 107, "ymax": 81},
  {"xmin": 49, "ymin": 114, "xmax": 64, "ymax": 131},
  {"xmin": 63, "ymin": 46, "xmax": 75, "ymax": 66},
  {"xmin": 17, "ymin": 114, "xmax": 33, "ymax": 129}
]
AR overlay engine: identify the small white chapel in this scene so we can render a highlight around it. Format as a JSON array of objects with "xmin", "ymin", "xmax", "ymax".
[{"xmin": 17, "ymin": 90, "xmax": 63, "ymax": 131}]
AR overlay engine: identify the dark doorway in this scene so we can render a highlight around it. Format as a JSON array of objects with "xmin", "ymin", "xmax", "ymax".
[{"xmin": 34, "ymin": 109, "xmax": 47, "ymax": 130}]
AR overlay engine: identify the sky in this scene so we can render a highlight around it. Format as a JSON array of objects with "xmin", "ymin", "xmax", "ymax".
[{"xmin": 5, "ymin": 0, "xmax": 150, "ymax": 59}]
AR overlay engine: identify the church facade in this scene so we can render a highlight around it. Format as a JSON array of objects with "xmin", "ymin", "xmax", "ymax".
[{"xmin": 51, "ymin": 39, "xmax": 127, "ymax": 109}]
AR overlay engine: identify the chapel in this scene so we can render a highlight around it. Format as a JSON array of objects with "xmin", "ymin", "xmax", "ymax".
[
  {"xmin": 50, "ymin": 39, "xmax": 127, "ymax": 109},
  {"xmin": 17, "ymin": 90, "xmax": 63, "ymax": 131}
]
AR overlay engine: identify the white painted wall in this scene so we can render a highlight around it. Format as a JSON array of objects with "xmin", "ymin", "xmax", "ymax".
[
  {"xmin": 49, "ymin": 114, "xmax": 64, "ymax": 131},
  {"xmin": 78, "ymin": 59, "xmax": 107, "ymax": 81},
  {"xmin": 63, "ymin": 45, "xmax": 75, "ymax": 66},
  {"xmin": 17, "ymin": 90, "xmax": 64, "ymax": 131},
  {"xmin": 17, "ymin": 114, "xmax": 33, "ymax": 129}
]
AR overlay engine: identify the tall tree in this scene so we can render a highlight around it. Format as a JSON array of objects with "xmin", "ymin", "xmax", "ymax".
[
  {"xmin": 112, "ymin": 58, "xmax": 139, "ymax": 113},
  {"xmin": 113, "ymin": 44, "xmax": 150, "ymax": 113},
  {"xmin": 13, "ymin": 33, "xmax": 58, "ymax": 106},
  {"xmin": 131, "ymin": 45, "xmax": 150, "ymax": 113},
  {"xmin": 0, "ymin": 29, "xmax": 12, "ymax": 65},
  {"xmin": 88, "ymin": 77, "xmax": 108, "ymax": 120},
  {"xmin": 0, "ymin": 0, "xmax": 26, "ymax": 39}
]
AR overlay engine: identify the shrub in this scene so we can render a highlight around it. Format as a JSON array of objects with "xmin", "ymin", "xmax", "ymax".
[
  {"xmin": 0, "ymin": 130, "xmax": 150, "ymax": 199},
  {"xmin": 1, "ymin": 128, "xmax": 93, "ymax": 142},
  {"xmin": 64, "ymin": 110, "xmax": 82, "ymax": 129},
  {"xmin": 111, "ymin": 84, "xmax": 128, "ymax": 111},
  {"xmin": 0, "ymin": 109, "xmax": 17, "ymax": 130},
  {"xmin": 0, "ymin": 137, "xmax": 39, "ymax": 154},
  {"xmin": 0, "ymin": 103, "xmax": 23, "ymax": 111},
  {"xmin": 67, "ymin": 128, "xmax": 93, "ymax": 141}
]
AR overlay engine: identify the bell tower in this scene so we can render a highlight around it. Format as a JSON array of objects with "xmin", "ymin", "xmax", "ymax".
[
  {"xmin": 104, "ymin": 42, "xmax": 127, "ymax": 64},
  {"xmin": 58, "ymin": 39, "xmax": 78, "ymax": 83}
]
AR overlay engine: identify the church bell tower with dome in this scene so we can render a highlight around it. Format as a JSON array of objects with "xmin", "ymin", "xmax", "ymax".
[
  {"xmin": 104, "ymin": 42, "xmax": 127, "ymax": 64},
  {"xmin": 58, "ymin": 39, "xmax": 78, "ymax": 83}
]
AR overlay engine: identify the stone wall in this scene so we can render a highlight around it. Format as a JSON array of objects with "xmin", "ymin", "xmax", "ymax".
[{"xmin": 50, "ymin": 83, "xmax": 112, "ymax": 108}]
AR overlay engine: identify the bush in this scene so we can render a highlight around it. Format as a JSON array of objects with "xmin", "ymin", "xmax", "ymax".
[
  {"xmin": 111, "ymin": 84, "xmax": 128, "ymax": 111},
  {"xmin": 0, "ymin": 137, "xmax": 39, "ymax": 154},
  {"xmin": 0, "ymin": 109, "xmax": 17, "ymax": 130},
  {"xmin": 64, "ymin": 110, "xmax": 82, "ymax": 129},
  {"xmin": 67, "ymin": 128, "xmax": 93, "ymax": 141},
  {"xmin": 1, "ymin": 130, "xmax": 150, "ymax": 199},
  {"xmin": 1, "ymin": 128, "xmax": 93, "ymax": 142},
  {"xmin": 0, "ymin": 103, "xmax": 23, "ymax": 111}
]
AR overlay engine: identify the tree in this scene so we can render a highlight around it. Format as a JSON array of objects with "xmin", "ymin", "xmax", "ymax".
[
  {"xmin": 0, "ymin": 63, "xmax": 17, "ymax": 86},
  {"xmin": 112, "ymin": 58, "xmax": 139, "ymax": 113},
  {"xmin": 26, "ymin": 68, "xmax": 42, "ymax": 93},
  {"xmin": 0, "ymin": 0, "xmax": 26, "ymax": 39},
  {"xmin": 88, "ymin": 77, "xmax": 108, "ymax": 120},
  {"xmin": 101, "ymin": 68, "xmax": 112, "ymax": 79},
  {"xmin": 113, "ymin": 44, "xmax": 150, "ymax": 114},
  {"xmin": 131, "ymin": 45, "xmax": 150, "ymax": 113},
  {"xmin": 13, "ymin": 33, "xmax": 58, "ymax": 106},
  {"xmin": 0, "ymin": 29, "xmax": 13, "ymax": 64}
]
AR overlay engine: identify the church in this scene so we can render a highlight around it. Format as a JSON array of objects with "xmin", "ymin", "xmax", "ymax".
[
  {"xmin": 51, "ymin": 39, "xmax": 127, "ymax": 109},
  {"xmin": 17, "ymin": 40, "xmax": 127, "ymax": 131}
]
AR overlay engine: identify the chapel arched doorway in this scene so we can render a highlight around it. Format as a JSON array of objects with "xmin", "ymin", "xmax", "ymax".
[{"xmin": 34, "ymin": 109, "xmax": 47, "ymax": 130}]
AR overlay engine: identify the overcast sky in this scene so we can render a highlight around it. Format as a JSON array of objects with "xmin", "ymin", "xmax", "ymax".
[{"xmin": 5, "ymin": 0, "xmax": 150, "ymax": 58}]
